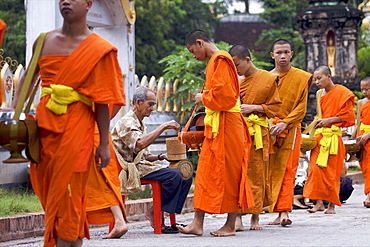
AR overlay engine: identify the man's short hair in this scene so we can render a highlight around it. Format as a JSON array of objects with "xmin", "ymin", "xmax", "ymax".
[
  {"xmin": 229, "ymin": 44, "xmax": 251, "ymax": 60},
  {"xmin": 133, "ymin": 86, "xmax": 154, "ymax": 104},
  {"xmin": 362, "ymin": 76, "xmax": 370, "ymax": 84},
  {"xmin": 314, "ymin": 65, "xmax": 332, "ymax": 76},
  {"xmin": 185, "ymin": 29, "xmax": 211, "ymax": 45},
  {"xmin": 271, "ymin": 39, "xmax": 292, "ymax": 51}
]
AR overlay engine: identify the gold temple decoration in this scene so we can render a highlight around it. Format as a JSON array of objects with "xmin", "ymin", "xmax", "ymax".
[{"xmin": 121, "ymin": 0, "xmax": 136, "ymax": 25}]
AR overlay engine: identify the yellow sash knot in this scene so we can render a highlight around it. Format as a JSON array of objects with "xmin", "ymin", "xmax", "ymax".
[
  {"xmin": 204, "ymin": 98, "xmax": 241, "ymax": 138},
  {"xmin": 315, "ymin": 125, "xmax": 342, "ymax": 168},
  {"xmin": 360, "ymin": 123, "xmax": 370, "ymax": 134},
  {"xmin": 244, "ymin": 114, "xmax": 268, "ymax": 150},
  {"xmin": 41, "ymin": 84, "xmax": 92, "ymax": 115}
]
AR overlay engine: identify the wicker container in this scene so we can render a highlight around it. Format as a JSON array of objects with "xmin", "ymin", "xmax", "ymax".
[{"xmin": 166, "ymin": 137, "xmax": 186, "ymax": 161}]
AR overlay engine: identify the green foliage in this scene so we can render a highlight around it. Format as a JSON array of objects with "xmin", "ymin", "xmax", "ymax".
[
  {"xmin": 0, "ymin": 0, "xmax": 26, "ymax": 65},
  {"xmin": 0, "ymin": 186, "xmax": 42, "ymax": 217},
  {"xmin": 256, "ymin": 0, "xmax": 309, "ymax": 69},
  {"xmin": 135, "ymin": 0, "xmax": 228, "ymax": 77},
  {"xmin": 358, "ymin": 46, "xmax": 370, "ymax": 78}
]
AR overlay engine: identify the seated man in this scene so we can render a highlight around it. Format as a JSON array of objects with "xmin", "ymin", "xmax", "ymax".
[{"xmin": 111, "ymin": 86, "xmax": 192, "ymax": 233}]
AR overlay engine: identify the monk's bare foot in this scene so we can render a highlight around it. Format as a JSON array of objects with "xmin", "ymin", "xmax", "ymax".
[
  {"xmin": 364, "ymin": 193, "xmax": 370, "ymax": 208},
  {"xmin": 307, "ymin": 205, "xmax": 325, "ymax": 213},
  {"xmin": 145, "ymin": 208, "xmax": 155, "ymax": 228},
  {"xmin": 210, "ymin": 225, "xmax": 236, "ymax": 237},
  {"xmin": 177, "ymin": 222, "xmax": 203, "ymax": 236},
  {"xmin": 324, "ymin": 202, "xmax": 336, "ymax": 214},
  {"xmin": 102, "ymin": 221, "xmax": 128, "ymax": 239},
  {"xmin": 235, "ymin": 214, "xmax": 245, "ymax": 231},
  {"xmin": 250, "ymin": 214, "xmax": 262, "ymax": 230},
  {"xmin": 267, "ymin": 216, "xmax": 281, "ymax": 225},
  {"xmin": 280, "ymin": 218, "xmax": 292, "ymax": 226}
]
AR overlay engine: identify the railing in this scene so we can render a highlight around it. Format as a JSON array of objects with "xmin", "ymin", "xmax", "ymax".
[{"xmin": 0, "ymin": 60, "xmax": 192, "ymax": 115}]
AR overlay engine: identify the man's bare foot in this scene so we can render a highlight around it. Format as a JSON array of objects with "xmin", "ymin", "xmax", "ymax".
[
  {"xmin": 364, "ymin": 193, "xmax": 370, "ymax": 208},
  {"xmin": 267, "ymin": 216, "xmax": 281, "ymax": 225},
  {"xmin": 177, "ymin": 222, "xmax": 203, "ymax": 236},
  {"xmin": 250, "ymin": 214, "xmax": 262, "ymax": 230},
  {"xmin": 210, "ymin": 225, "xmax": 236, "ymax": 237},
  {"xmin": 145, "ymin": 209, "xmax": 155, "ymax": 228},
  {"xmin": 235, "ymin": 214, "xmax": 245, "ymax": 231},
  {"xmin": 102, "ymin": 221, "xmax": 128, "ymax": 239}
]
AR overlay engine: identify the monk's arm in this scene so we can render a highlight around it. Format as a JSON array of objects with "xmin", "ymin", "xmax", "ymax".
[
  {"xmin": 95, "ymin": 103, "xmax": 111, "ymax": 170},
  {"xmin": 282, "ymin": 83, "xmax": 309, "ymax": 124},
  {"xmin": 136, "ymin": 120, "xmax": 180, "ymax": 150},
  {"xmin": 261, "ymin": 81, "xmax": 281, "ymax": 118},
  {"xmin": 202, "ymin": 59, "xmax": 237, "ymax": 111}
]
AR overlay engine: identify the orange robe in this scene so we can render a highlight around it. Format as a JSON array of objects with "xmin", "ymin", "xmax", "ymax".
[
  {"xmin": 360, "ymin": 101, "xmax": 370, "ymax": 196},
  {"xmin": 304, "ymin": 85, "xmax": 355, "ymax": 206},
  {"xmin": 29, "ymin": 33, "xmax": 125, "ymax": 246},
  {"xmin": 0, "ymin": 19, "xmax": 6, "ymax": 48},
  {"xmin": 86, "ymin": 129, "xmax": 127, "ymax": 224},
  {"xmin": 238, "ymin": 70, "xmax": 281, "ymax": 214},
  {"xmin": 269, "ymin": 66, "xmax": 312, "ymax": 212},
  {"xmin": 194, "ymin": 50, "xmax": 254, "ymax": 214}
]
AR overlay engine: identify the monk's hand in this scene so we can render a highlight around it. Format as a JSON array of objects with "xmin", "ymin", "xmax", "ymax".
[
  {"xmin": 195, "ymin": 93, "xmax": 203, "ymax": 104},
  {"xmin": 164, "ymin": 120, "xmax": 181, "ymax": 131},
  {"xmin": 95, "ymin": 144, "xmax": 111, "ymax": 170},
  {"xmin": 270, "ymin": 122, "xmax": 289, "ymax": 136},
  {"xmin": 357, "ymin": 133, "xmax": 370, "ymax": 145},
  {"xmin": 240, "ymin": 104, "xmax": 254, "ymax": 114},
  {"xmin": 315, "ymin": 118, "xmax": 332, "ymax": 129}
]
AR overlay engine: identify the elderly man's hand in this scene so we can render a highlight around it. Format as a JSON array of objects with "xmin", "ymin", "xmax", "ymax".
[
  {"xmin": 270, "ymin": 122, "xmax": 289, "ymax": 136},
  {"xmin": 164, "ymin": 120, "xmax": 181, "ymax": 132}
]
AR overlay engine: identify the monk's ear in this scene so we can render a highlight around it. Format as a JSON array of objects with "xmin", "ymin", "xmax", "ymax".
[
  {"xmin": 246, "ymin": 57, "xmax": 251, "ymax": 62},
  {"xmin": 291, "ymin": 51, "xmax": 294, "ymax": 57},
  {"xmin": 196, "ymin": 39, "xmax": 203, "ymax": 47},
  {"xmin": 270, "ymin": 52, "xmax": 274, "ymax": 59}
]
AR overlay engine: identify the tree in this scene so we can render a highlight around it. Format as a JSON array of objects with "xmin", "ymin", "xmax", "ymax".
[
  {"xmin": 0, "ymin": 0, "xmax": 26, "ymax": 67},
  {"xmin": 135, "ymin": 0, "xmax": 228, "ymax": 77}
]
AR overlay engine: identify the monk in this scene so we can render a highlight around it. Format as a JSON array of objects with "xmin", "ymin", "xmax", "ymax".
[
  {"xmin": 177, "ymin": 30, "xmax": 254, "ymax": 237},
  {"xmin": 86, "ymin": 105, "xmax": 128, "ymax": 239},
  {"xmin": 11, "ymin": 1, "xmax": 125, "ymax": 246},
  {"xmin": 354, "ymin": 77, "xmax": 370, "ymax": 208},
  {"xmin": 268, "ymin": 39, "xmax": 312, "ymax": 226},
  {"xmin": 229, "ymin": 44, "xmax": 281, "ymax": 231},
  {"xmin": 304, "ymin": 65, "xmax": 355, "ymax": 214}
]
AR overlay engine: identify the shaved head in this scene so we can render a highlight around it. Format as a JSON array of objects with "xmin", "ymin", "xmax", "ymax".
[
  {"xmin": 185, "ymin": 29, "xmax": 211, "ymax": 45},
  {"xmin": 362, "ymin": 76, "xmax": 370, "ymax": 84},
  {"xmin": 229, "ymin": 44, "xmax": 251, "ymax": 60},
  {"xmin": 314, "ymin": 65, "xmax": 332, "ymax": 76},
  {"xmin": 271, "ymin": 39, "xmax": 292, "ymax": 51}
]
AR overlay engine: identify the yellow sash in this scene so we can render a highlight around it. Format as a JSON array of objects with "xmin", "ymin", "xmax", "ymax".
[
  {"xmin": 315, "ymin": 125, "xmax": 342, "ymax": 167},
  {"xmin": 244, "ymin": 114, "xmax": 268, "ymax": 150},
  {"xmin": 360, "ymin": 123, "xmax": 370, "ymax": 134},
  {"xmin": 204, "ymin": 98, "xmax": 241, "ymax": 138},
  {"xmin": 41, "ymin": 84, "xmax": 92, "ymax": 115}
]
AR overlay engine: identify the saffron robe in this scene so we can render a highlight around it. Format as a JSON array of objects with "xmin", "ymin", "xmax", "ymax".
[
  {"xmin": 194, "ymin": 50, "xmax": 254, "ymax": 214},
  {"xmin": 304, "ymin": 85, "xmax": 355, "ymax": 206},
  {"xmin": 86, "ymin": 129, "xmax": 127, "ymax": 225},
  {"xmin": 0, "ymin": 19, "xmax": 5, "ymax": 48},
  {"xmin": 238, "ymin": 69, "xmax": 281, "ymax": 214},
  {"xmin": 29, "ymin": 33, "xmax": 125, "ymax": 247},
  {"xmin": 360, "ymin": 100, "xmax": 370, "ymax": 196},
  {"xmin": 269, "ymin": 66, "xmax": 312, "ymax": 212}
]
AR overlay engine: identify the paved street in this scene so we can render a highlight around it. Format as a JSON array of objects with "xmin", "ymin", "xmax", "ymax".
[{"xmin": 2, "ymin": 183, "xmax": 370, "ymax": 247}]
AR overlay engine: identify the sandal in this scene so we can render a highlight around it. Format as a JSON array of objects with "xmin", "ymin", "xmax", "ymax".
[{"xmin": 162, "ymin": 226, "xmax": 179, "ymax": 234}]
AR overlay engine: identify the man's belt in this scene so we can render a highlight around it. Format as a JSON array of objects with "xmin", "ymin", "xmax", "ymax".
[
  {"xmin": 244, "ymin": 114, "xmax": 267, "ymax": 150},
  {"xmin": 41, "ymin": 84, "xmax": 92, "ymax": 115},
  {"xmin": 315, "ymin": 125, "xmax": 342, "ymax": 167}
]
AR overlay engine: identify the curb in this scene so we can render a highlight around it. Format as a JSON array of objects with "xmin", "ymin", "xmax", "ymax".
[{"xmin": 0, "ymin": 194, "xmax": 194, "ymax": 243}]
